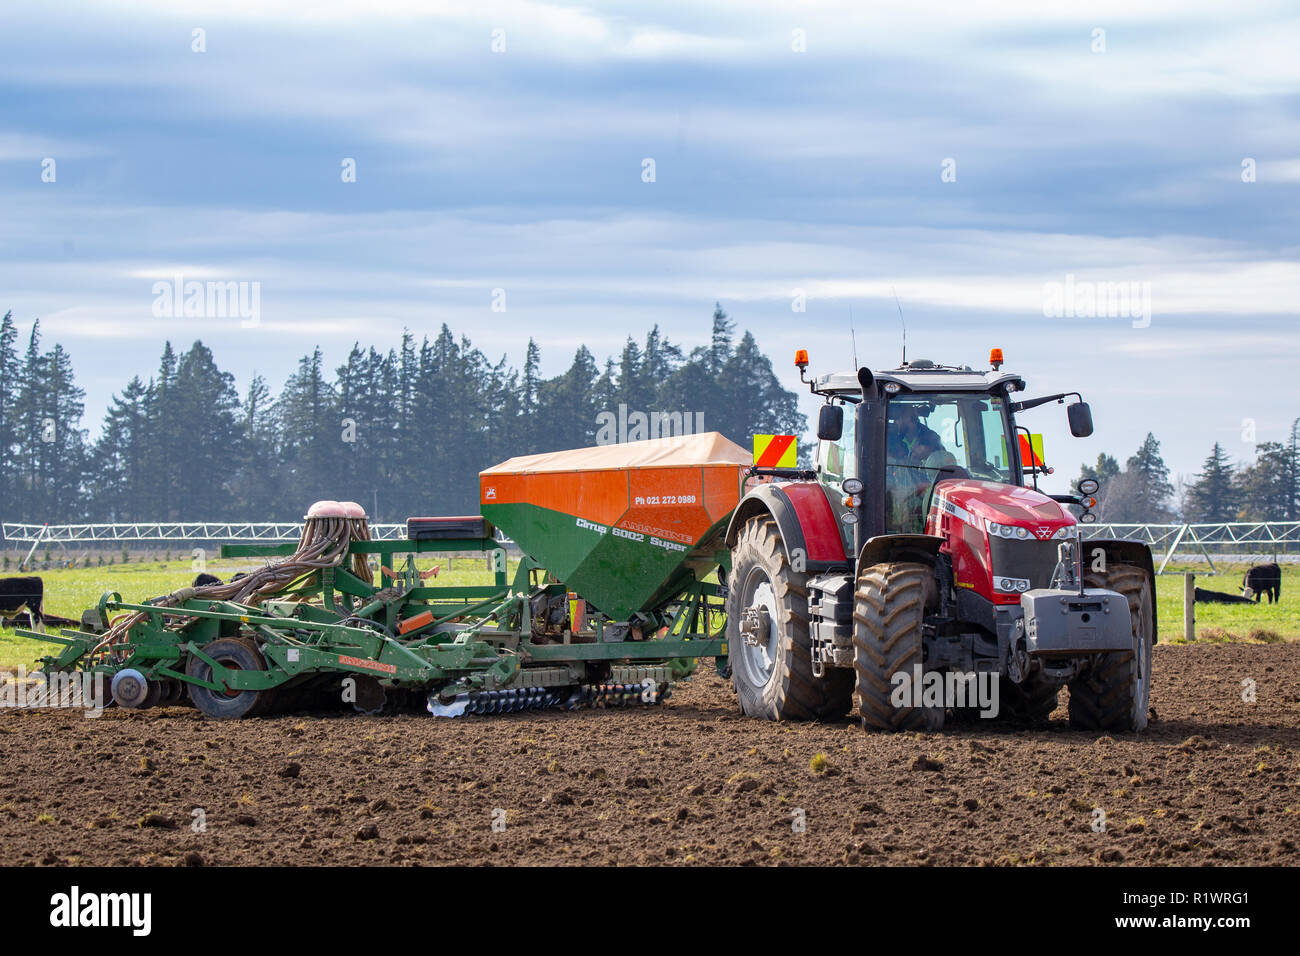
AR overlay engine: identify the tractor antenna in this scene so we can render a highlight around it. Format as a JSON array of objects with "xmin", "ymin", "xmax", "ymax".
[
  {"xmin": 892, "ymin": 286, "xmax": 906, "ymax": 366},
  {"xmin": 849, "ymin": 304, "xmax": 859, "ymax": 368}
]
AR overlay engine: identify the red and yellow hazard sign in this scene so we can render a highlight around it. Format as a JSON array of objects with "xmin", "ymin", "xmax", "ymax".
[
  {"xmin": 1018, "ymin": 433, "xmax": 1045, "ymax": 468},
  {"xmin": 753, "ymin": 434, "xmax": 797, "ymax": 468}
]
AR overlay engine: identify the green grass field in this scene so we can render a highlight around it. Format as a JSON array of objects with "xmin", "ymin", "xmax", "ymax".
[
  {"xmin": 2, "ymin": 557, "xmax": 1293, "ymax": 672},
  {"xmin": 1156, "ymin": 562, "xmax": 1296, "ymax": 644}
]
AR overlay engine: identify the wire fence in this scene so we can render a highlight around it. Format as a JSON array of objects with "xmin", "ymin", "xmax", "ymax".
[
  {"xmin": 1080, "ymin": 521, "xmax": 1300, "ymax": 573},
  {"xmin": 1, "ymin": 521, "xmax": 411, "ymax": 543},
  {"xmin": 0, "ymin": 520, "xmax": 520, "ymax": 563},
  {"xmin": 4, "ymin": 519, "xmax": 1297, "ymax": 574}
]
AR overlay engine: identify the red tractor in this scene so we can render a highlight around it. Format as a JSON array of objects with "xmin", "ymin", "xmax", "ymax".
[{"xmin": 724, "ymin": 349, "xmax": 1155, "ymax": 732}]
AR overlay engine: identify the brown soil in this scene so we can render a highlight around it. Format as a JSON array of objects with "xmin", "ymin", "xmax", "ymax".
[{"xmin": 1, "ymin": 641, "xmax": 1297, "ymax": 866}]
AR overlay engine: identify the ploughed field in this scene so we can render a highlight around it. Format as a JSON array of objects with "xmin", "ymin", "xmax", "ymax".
[{"xmin": 1, "ymin": 640, "xmax": 1297, "ymax": 867}]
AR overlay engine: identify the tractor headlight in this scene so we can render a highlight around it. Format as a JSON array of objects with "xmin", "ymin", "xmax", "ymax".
[
  {"xmin": 995, "ymin": 576, "xmax": 1032, "ymax": 594},
  {"xmin": 1053, "ymin": 526, "xmax": 1078, "ymax": 540},
  {"xmin": 1015, "ymin": 526, "xmax": 1029, "ymax": 539}
]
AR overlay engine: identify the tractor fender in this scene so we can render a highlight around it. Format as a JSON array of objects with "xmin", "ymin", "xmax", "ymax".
[
  {"xmin": 724, "ymin": 482, "xmax": 850, "ymax": 573},
  {"xmin": 857, "ymin": 534, "xmax": 946, "ymax": 569},
  {"xmin": 1078, "ymin": 538, "xmax": 1159, "ymax": 643}
]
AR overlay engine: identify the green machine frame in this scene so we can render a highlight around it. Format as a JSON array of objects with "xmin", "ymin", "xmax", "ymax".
[{"xmin": 18, "ymin": 532, "xmax": 729, "ymax": 714}]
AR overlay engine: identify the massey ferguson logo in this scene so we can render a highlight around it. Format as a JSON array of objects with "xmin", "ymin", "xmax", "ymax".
[{"xmin": 1034, "ymin": 526, "xmax": 1054, "ymax": 540}]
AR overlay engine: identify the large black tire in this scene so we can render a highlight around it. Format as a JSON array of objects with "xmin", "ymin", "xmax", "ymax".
[
  {"xmin": 1000, "ymin": 673, "xmax": 1059, "ymax": 723},
  {"xmin": 852, "ymin": 562, "xmax": 945, "ymax": 732},
  {"xmin": 1068, "ymin": 562, "xmax": 1153, "ymax": 732},
  {"xmin": 186, "ymin": 638, "xmax": 270, "ymax": 720},
  {"xmin": 727, "ymin": 517, "xmax": 853, "ymax": 721},
  {"xmin": 950, "ymin": 673, "xmax": 1057, "ymax": 724}
]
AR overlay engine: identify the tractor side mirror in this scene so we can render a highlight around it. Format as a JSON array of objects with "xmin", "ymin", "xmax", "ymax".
[
  {"xmin": 1067, "ymin": 401, "xmax": 1094, "ymax": 438},
  {"xmin": 817, "ymin": 404, "xmax": 844, "ymax": 442}
]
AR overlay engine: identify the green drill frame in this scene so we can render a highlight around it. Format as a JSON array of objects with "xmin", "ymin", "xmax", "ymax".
[{"xmin": 16, "ymin": 533, "xmax": 730, "ymax": 706}]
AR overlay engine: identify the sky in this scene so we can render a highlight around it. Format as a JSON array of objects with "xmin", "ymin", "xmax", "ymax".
[{"xmin": 1, "ymin": 0, "xmax": 1298, "ymax": 497}]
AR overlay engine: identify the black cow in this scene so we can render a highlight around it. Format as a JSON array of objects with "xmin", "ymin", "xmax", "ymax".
[
  {"xmin": 1195, "ymin": 586, "xmax": 1254, "ymax": 605},
  {"xmin": 193, "ymin": 573, "xmax": 223, "ymax": 587},
  {"xmin": 1243, "ymin": 563, "xmax": 1281, "ymax": 604},
  {"xmin": 0, "ymin": 576, "xmax": 44, "ymax": 628}
]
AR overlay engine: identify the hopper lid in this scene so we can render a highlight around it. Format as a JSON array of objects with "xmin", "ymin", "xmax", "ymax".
[{"xmin": 481, "ymin": 431, "xmax": 751, "ymax": 475}]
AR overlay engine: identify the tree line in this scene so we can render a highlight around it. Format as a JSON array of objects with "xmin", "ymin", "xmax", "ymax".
[
  {"xmin": 0, "ymin": 305, "xmax": 804, "ymax": 523},
  {"xmin": 7, "ymin": 300, "xmax": 1295, "ymax": 528},
  {"xmin": 1078, "ymin": 427, "xmax": 1300, "ymax": 524}
]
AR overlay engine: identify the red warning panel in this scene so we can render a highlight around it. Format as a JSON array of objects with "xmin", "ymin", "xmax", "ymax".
[{"xmin": 753, "ymin": 434, "xmax": 796, "ymax": 467}]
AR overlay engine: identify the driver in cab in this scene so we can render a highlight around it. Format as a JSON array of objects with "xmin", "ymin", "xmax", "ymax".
[
  {"xmin": 889, "ymin": 404, "xmax": 943, "ymax": 465},
  {"xmin": 887, "ymin": 404, "xmax": 959, "ymax": 532}
]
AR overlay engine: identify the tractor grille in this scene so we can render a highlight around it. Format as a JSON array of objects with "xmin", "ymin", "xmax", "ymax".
[{"xmin": 989, "ymin": 537, "xmax": 1066, "ymax": 591}]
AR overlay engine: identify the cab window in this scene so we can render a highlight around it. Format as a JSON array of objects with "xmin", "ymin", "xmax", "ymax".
[{"xmin": 819, "ymin": 403, "xmax": 856, "ymax": 480}]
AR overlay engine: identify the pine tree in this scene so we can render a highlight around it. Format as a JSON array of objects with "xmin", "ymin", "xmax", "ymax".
[
  {"xmin": 642, "ymin": 325, "xmax": 683, "ymax": 403},
  {"xmin": 6, "ymin": 322, "xmax": 89, "ymax": 520},
  {"xmin": 275, "ymin": 348, "xmax": 339, "ymax": 515},
  {"xmin": 519, "ymin": 339, "xmax": 542, "ymax": 451},
  {"xmin": 1236, "ymin": 442, "xmax": 1291, "ymax": 521},
  {"xmin": 1185, "ymin": 442, "xmax": 1237, "ymax": 522},
  {"xmin": 538, "ymin": 346, "xmax": 601, "ymax": 451},
  {"xmin": 709, "ymin": 303, "xmax": 734, "ymax": 375},
  {"xmin": 1123, "ymin": 433, "xmax": 1175, "ymax": 521},
  {"xmin": 616, "ymin": 337, "xmax": 646, "ymax": 412},
  {"xmin": 91, "ymin": 376, "xmax": 150, "ymax": 520},
  {"xmin": 0, "ymin": 312, "xmax": 19, "ymax": 508},
  {"xmin": 146, "ymin": 342, "xmax": 180, "ymax": 518},
  {"xmin": 1286, "ymin": 418, "xmax": 1300, "ymax": 521},
  {"xmin": 14, "ymin": 321, "xmax": 44, "ymax": 519},
  {"xmin": 39, "ymin": 343, "xmax": 88, "ymax": 519},
  {"xmin": 172, "ymin": 342, "xmax": 240, "ymax": 517}
]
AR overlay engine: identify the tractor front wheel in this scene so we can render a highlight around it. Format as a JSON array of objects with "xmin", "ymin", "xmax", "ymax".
[
  {"xmin": 851, "ymin": 561, "xmax": 944, "ymax": 732},
  {"xmin": 1068, "ymin": 562, "xmax": 1154, "ymax": 732},
  {"xmin": 726, "ymin": 517, "xmax": 852, "ymax": 721}
]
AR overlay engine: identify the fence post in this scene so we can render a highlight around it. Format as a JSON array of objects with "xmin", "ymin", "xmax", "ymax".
[{"xmin": 1183, "ymin": 572, "xmax": 1195, "ymax": 642}]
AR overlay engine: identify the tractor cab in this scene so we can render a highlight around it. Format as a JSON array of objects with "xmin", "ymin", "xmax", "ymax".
[
  {"xmin": 818, "ymin": 380, "xmax": 1022, "ymax": 535},
  {"xmin": 806, "ymin": 352, "xmax": 1095, "ymax": 543}
]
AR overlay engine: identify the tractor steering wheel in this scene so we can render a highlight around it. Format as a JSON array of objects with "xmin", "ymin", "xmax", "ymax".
[{"xmin": 922, "ymin": 451, "xmax": 970, "ymax": 481}]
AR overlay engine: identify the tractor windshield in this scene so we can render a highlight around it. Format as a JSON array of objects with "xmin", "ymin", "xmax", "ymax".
[{"xmin": 885, "ymin": 392, "xmax": 1015, "ymax": 532}]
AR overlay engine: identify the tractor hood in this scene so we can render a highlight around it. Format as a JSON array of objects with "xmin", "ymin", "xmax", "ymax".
[{"xmin": 932, "ymin": 479, "xmax": 1076, "ymax": 540}]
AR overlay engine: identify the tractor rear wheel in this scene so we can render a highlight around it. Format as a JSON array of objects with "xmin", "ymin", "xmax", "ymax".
[
  {"xmin": 1068, "ymin": 562, "xmax": 1153, "ymax": 732},
  {"xmin": 186, "ymin": 638, "xmax": 271, "ymax": 720},
  {"xmin": 727, "ymin": 517, "xmax": 852, "ymax": 721},
  {"xmin": 851, "ymin": 561, "xmax": 944, "ymax": 732}
]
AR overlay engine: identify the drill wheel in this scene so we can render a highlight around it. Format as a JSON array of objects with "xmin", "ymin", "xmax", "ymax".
[{"xmin": 185, "ymin": 638, "xmax": 273, "ymax": 720}]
